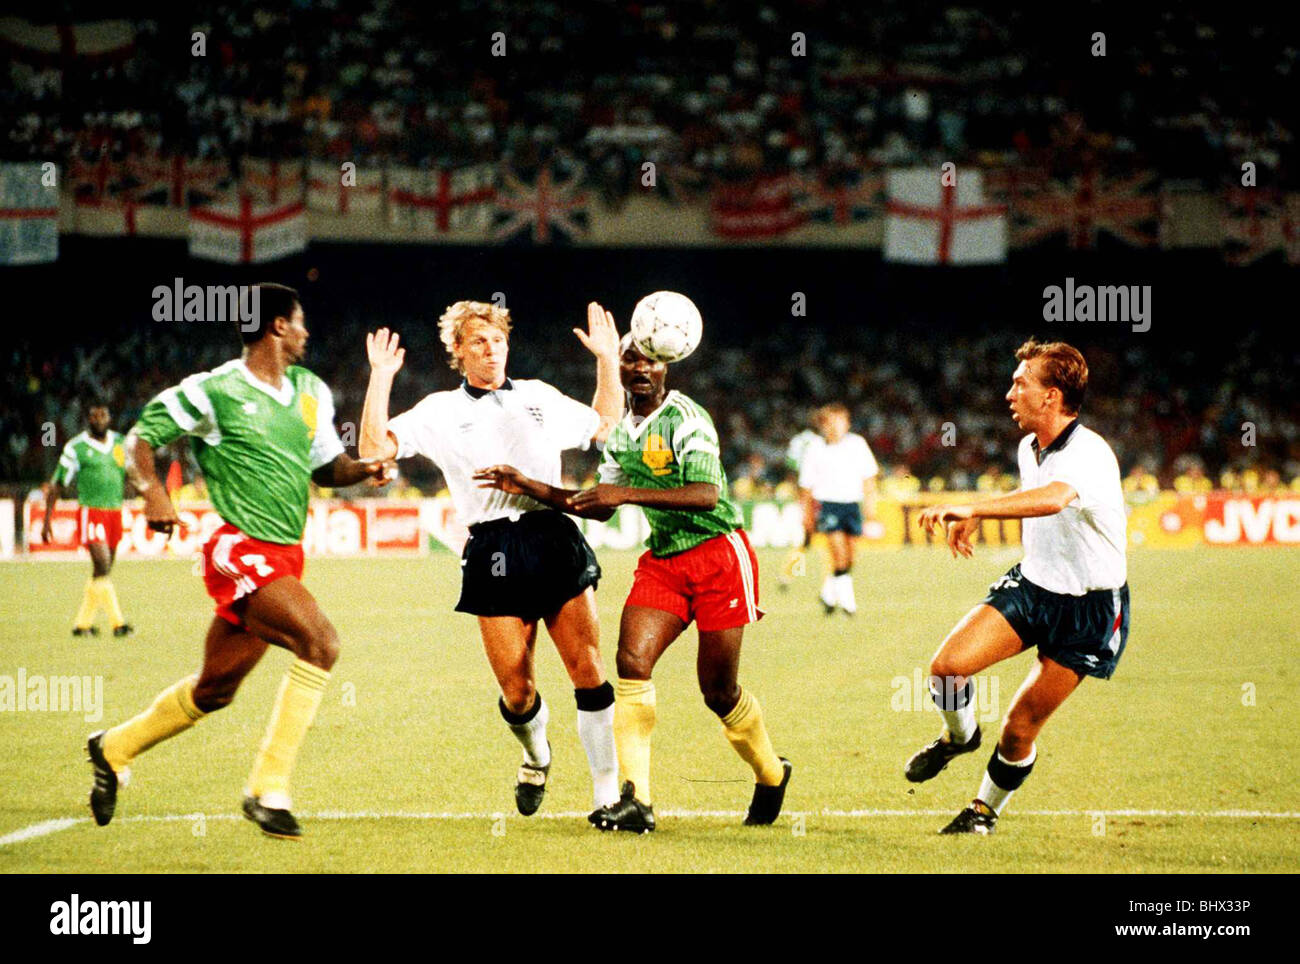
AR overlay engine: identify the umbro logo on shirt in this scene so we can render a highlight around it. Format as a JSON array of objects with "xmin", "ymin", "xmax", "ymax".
[{"xmin": 526, "ymin": 406, "xmax": 545, "ymax": 427}]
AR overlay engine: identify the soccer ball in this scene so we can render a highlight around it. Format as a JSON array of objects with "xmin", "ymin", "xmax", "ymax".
[{"xmin": 629, "ymin": 291, "xmax": 703, "ymax": 363}]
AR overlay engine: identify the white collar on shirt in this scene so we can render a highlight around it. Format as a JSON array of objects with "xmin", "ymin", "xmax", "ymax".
[
  {"xmin": 237, "ymin": 360, "xmax": 295, "ymax": 405},
  {"xmin": 80, "ymin": 431, "xmax": 116, "ymax": 454}
]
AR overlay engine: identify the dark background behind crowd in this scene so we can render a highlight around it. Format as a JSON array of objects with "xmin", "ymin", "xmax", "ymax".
[{"xmin": 2, "ymin": 1, "xmax": 1296, "ymax": 498}]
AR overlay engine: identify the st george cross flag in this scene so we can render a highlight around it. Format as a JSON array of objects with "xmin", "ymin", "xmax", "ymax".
[
  {"xmin": 389, "ymin": 164, "xmax": 497, "ymax": 236},
  {"xmin": 884, "ymin": 168, "xmax": 1006, "ymax": 264},
  {"xmin": 308, "ymin": 161, "xmax": 384, "ymax": 216},
  {"xmin": 0, "ymin": 162, "xmax": 59, "ymax": 265},
  {"xmin": 241, "ymin": 157, "xmax": 306, "ymax": 205},
  {"xmin": 189, "ymin": 194, "xmax": 306, "ymax": 263}
]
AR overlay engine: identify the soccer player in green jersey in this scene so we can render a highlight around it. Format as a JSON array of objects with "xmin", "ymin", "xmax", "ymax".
[
  {"xmin": 85, "ymin": 283, "xmax": 390, "ymax": 838},
  {"xmin": 475, "ymin": 334, "xmax": 791, "ymax": 832},
  {"xmin": 41, "ymin": 402, "xmax": 134, "ymax": 636}
]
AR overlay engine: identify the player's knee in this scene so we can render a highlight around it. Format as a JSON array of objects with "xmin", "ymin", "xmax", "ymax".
[
  {"xmin": 700, "ymin": 679, "xmax": 740, "ymax": 717},
  {"xmin": 192, "ymin": 678, "xmax": 238, "ymax": 713},
  {"xmin": 299, "ymin": 619, "xmax": 340, "ymax": 670},
  {"xmin": 928, "ymin": 656, "xmax": 968, "ymax": 690},
  {"xmin": 500, "ymin": 677, "xmax": 535, "ymax": 714},
  {"xmin": 615, "ymin": 649, "xmax": 653, "ymax": 681}
]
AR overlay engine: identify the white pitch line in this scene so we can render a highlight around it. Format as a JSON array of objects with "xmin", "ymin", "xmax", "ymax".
[
  {"xmin": 2, "ymin": 807, "xmax": 1297, "ymax": 848},
  {"xmin": 0, "ymin": 817, "xmax": 83, "ymax": 847}
]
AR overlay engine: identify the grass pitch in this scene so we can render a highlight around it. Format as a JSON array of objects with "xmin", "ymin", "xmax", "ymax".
[{"xmin": 1, "ymin": 546, "xmax": 1297, "ymax": 873}]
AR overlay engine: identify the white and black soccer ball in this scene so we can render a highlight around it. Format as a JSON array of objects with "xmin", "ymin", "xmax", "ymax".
[{"xmin": 629, "ymin": 291, "xmax": 703, "ymax": 363}]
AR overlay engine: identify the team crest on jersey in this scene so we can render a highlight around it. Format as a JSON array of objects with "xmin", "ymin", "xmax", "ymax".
[
  {"xmin": 642, "ymin": 433, "xmax": 674, "ymax": 475},
  {"xmin": 299, "ymin": 392, "xmax": 318, "ymax": 439},
  {"xmin": 112, "ymin": 444, "xmax": 125, "ymax": 468},
  {"xmin": 525, "ymin": 405, "xmax": 545, "ymax": 427}
]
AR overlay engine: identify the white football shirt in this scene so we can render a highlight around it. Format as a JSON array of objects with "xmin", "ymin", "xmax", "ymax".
[
  {"xmin": 798, "ymin": 432, "xmax": 879, "ymax": 503},
  {"xmin": 388, "ymin": 378, "xmax": 600, "ymax": 526},
  {"xmin": 1017, "ymin": 421, "xmax": 1127, "ymax": 595}
]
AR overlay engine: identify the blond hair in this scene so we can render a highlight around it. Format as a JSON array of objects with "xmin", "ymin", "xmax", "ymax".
[{"xmin": 438, "ymin": 301, "xmax": 512, "ymax": 373}]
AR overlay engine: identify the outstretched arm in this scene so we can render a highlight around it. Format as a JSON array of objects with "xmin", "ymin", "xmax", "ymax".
[
  {"xmin": 474, "ymin": 466, "xmax": 718, "ymax": 522},
  {"xmin": 574, "ymin": 302, "xmax": 623, "ymax": 443},
  {"xmin": 312, "ymin": 453, "xmax": 394, "ymax": 488},
  {"xmin": 472, "ymin": 464, "xmax": 617, "ymax": 521},
  {"xmin": 916, "ymin": 482, "xmax": 1077, "ymax": 558},
  {"xmin": 360, "ymin": 328, "xmax": 404, "ymax": 462},
  {"xmin": 570, "ymin": 481, "xmax": 719, "ymax": 515}
]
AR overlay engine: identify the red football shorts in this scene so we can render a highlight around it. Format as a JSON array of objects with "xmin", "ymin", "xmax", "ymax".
[
  {"xmin": 626, "ymin": 529, "xmax": 763, "ymax": 632},
  {"xmin": 79, "ymin": 507, "xmax": 123, "ymax": 549},
  {"xmin": 201, "ymin": 523, "xmax": 304, "ymax": 626}
]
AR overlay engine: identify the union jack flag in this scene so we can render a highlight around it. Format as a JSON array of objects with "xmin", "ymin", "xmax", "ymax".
[
  {"xmin": 1012, "ymin": 170, "xmax": 1160, "ymax": 249},
  {"xmin": 799, "ymin": 170, "xmax": 884, "ymax": 225},
  {"xmin": 492, "ymin": 164, "xmax": 589, "ymax": 244}
]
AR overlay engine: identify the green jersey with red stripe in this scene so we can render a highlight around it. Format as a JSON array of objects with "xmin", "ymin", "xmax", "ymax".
[
  {"xmin": 133, "ymin": 359, "xmax": 344, "ymax": 544},
  {"xmin": 52, "ymin": 431, "xmax": 126, "ymax": 509},
  {"xmin": 597, "ymin": 389, "xmax": 743, "ymax": 557}
]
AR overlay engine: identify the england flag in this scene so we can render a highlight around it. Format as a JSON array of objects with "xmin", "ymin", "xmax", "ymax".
[
  {"xmin": 0, "ymin": 162, "xmax": 59, "ymax": 265},
  {"xmin": 884, "ymin": 168, "xmax": 1006, "ymax": 265}
]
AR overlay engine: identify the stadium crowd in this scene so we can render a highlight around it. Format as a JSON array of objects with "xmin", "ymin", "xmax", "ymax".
[
  {"xmin": 4, "ymin": 319, "xmax": 1297, "ymax": 500},
  {"xmin": 3, "ymin": 2, "xmax": 1296, "ymax": 499},
  {"xmin": 3, "ymin": 2, "xmax": 1295, "ymax": 191}
]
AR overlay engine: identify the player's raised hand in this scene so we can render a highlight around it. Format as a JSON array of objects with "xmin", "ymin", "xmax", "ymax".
[
  {"xmin": 574, "ymin": 302, "xmax": 619, "ymax": 359},
  {"xmin": 367, "ymin": 328, "xmax": 405, "ymax": 375}
]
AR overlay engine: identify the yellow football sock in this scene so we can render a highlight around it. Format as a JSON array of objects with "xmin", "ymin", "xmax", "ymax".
[
  {"xmin": 101, "ymin": 675, "xmax": 204, "ymax": 771},
  {"xmin": 246, "ymin": 660, "xmax": 330, "ymax": 801},
  {"xmin": 94, "ymin": 576, "xmax": 126, "ymax": 627},
  {"xmin": 721, "ymin": 687, "xmax": 785, "ymax": 786},
  {"xmin": 73, "ymin": 579, "xmax": 97, "ymax": 629},
  {"xmin": 614, "ymin": 678, "xmax": 656, "ymax": 804}
]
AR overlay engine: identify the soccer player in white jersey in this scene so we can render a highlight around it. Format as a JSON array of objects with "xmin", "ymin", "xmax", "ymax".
[
  {"xmin": 359, "ymin": 301, "xmax": 624, "ymax": 822},
  {"xmin": 777, "ymin": 413, "xmax": 824, "ymax": 590},
  {"xmin": 910, "ymin": 339, "xmax": 1130, "ymax": 834},
  {"xmin": 797, "ymin": 402, "xmax": 879, "ymax": 615}
]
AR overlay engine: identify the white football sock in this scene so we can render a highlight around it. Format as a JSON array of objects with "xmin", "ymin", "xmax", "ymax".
[
  {"xmin": 930, "ymin": 677, "xmax": 978, "ymax": 744},
  {"xmin": 977, "ymin": 745, "xmax": 1037, "ymax": 815},
  {"xmin": 504, "ymin": 696, "xmax": 550, "ymax": 768},
  {"xmin": 820, "ymin": 574, "xmax": 837, "ymax": 606},
  {"xmin": 577, "ymin": 704, "xmax": 620, "ymax": 808},
  {"xmin": 836, "ymin": 573, "xmax": 857, "ymax": 612}
]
